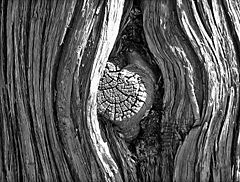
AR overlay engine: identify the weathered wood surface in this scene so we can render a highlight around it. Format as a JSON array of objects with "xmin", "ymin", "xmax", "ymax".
[{"xmin": 0, "ymin": 0, "xmax": 240, "ymax": 181}]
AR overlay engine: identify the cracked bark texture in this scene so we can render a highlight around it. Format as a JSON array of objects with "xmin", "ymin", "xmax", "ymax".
[{"xmin": 0, "ymin": 0, "xmax": 240, "ymax": 182}]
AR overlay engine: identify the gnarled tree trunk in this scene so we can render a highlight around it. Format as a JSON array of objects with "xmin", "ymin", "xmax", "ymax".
[{"xmin": 0, "ymin": 0, "xmax": 240, "ymax": 181}]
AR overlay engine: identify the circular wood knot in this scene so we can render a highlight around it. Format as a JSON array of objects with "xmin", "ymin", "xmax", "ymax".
[{"xmin": 97, "ymin": 59, "xmax": 155, "ymax": 140}]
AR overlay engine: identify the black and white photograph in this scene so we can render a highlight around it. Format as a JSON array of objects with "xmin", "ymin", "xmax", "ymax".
[{"xmin": 0, "ymin": 0, "xmax": 239, "ymax": 181}]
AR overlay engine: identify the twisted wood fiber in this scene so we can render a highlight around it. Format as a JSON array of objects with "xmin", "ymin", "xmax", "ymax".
[{"xmin": 1, "ymin": 0, "xmax": 240, "ymax": 181}]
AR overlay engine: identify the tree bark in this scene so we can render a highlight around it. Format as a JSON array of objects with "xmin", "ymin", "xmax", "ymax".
[{"xmin": 0, "ymin": 0, "xmax": 240, "ymax": 181}]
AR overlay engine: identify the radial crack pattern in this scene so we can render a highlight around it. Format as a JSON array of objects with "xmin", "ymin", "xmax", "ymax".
[{"xmin": 97, "ymin": 62, "xmax": 148, "ymax": 122}]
